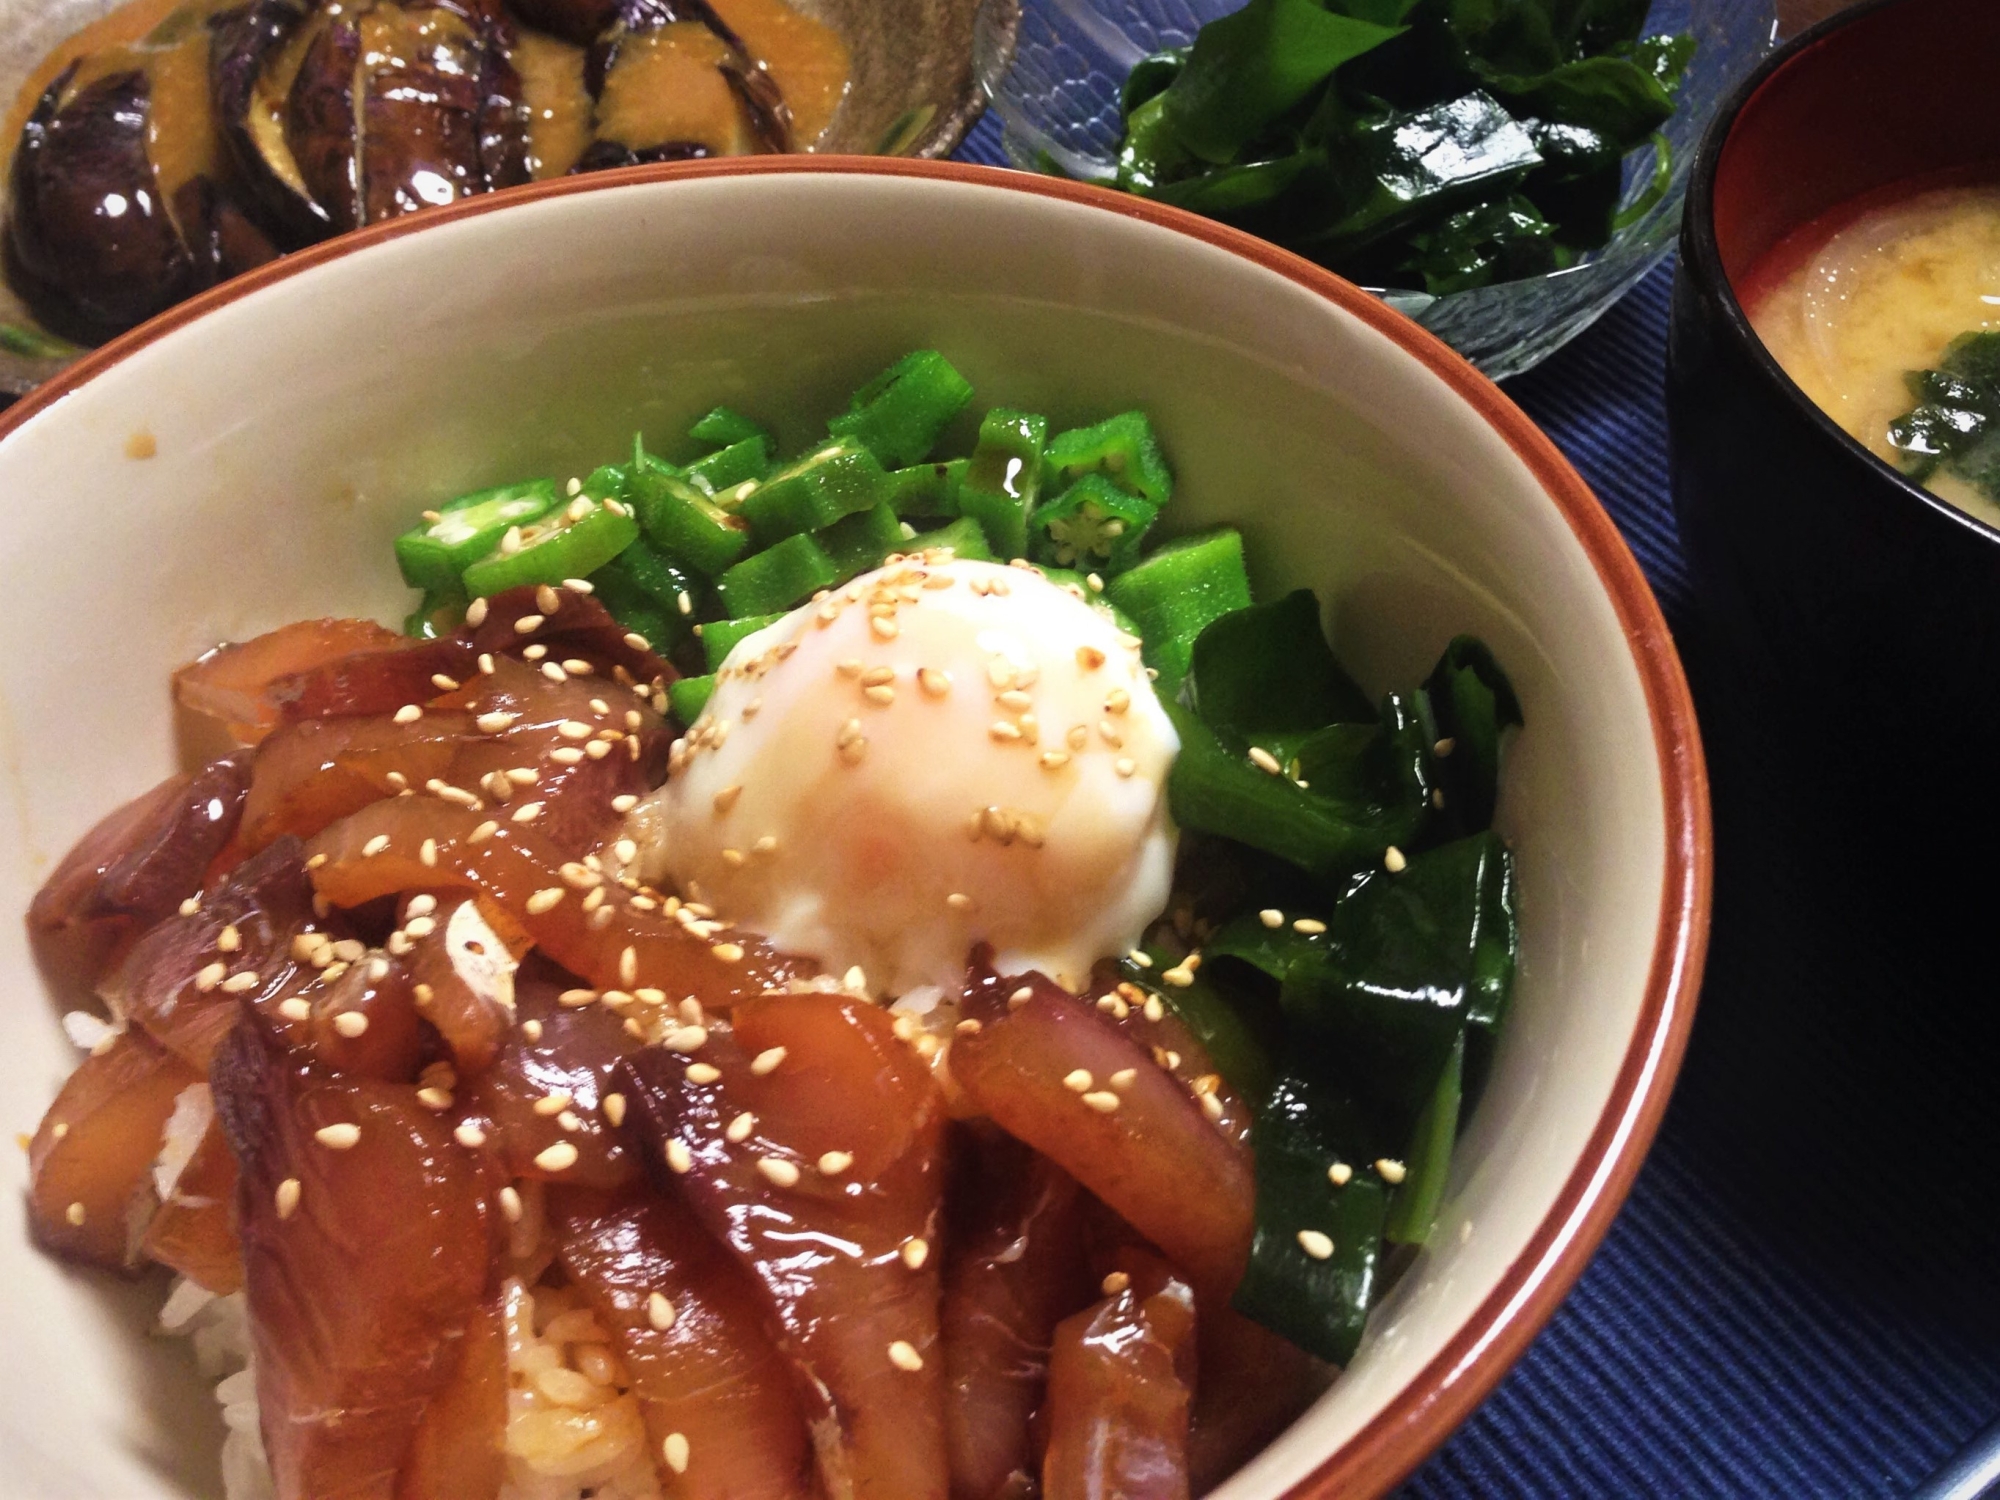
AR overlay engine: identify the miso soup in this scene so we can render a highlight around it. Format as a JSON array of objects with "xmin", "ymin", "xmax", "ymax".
[{"xmin": 1744, "ymin": 184, "xmax": 2000, "ymax": 529}]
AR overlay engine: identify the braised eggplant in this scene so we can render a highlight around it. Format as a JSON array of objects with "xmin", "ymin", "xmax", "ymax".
[
  {"xmin": 585, "ymin": 0, "xmax": 790, "ymax": 159},
  {"xmin": 6, "ymin": 50, "xmax": 277, "ymax": 343}
]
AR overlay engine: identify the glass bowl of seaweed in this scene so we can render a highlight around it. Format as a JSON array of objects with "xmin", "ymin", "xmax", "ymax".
[{"xmin": 976, "ymin": 0, "xmax": 1775, "ymax": 377}]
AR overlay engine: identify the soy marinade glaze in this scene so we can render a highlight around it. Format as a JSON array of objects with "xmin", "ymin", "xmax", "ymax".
[{"xmin": 23, "ymin": 351, "xmax": 1523, "ymax": 1500}]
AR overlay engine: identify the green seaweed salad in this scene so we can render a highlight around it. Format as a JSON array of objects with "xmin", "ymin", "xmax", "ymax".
[
  {"xmin": 389, "ymin": 350, "xmax": 1524, "ymax": 1364},
  {"xmin": 1110, "ymin": 0, "xmax": 1697, "ymax": 295}
]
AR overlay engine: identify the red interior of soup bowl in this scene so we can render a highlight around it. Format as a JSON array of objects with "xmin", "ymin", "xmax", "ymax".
[{"xmin": 1714, "ymin": 0, "xmax": 2000, "ymax": 295}]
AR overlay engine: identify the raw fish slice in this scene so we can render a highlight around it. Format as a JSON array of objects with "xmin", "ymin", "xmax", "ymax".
[
  {"xmin": 552, "ymin": 1186, "xmax": 818, "ymax": 1498},
  {"xmin": 27, "ymin": 1029, "xmax": 202, "ymax": 1269},
  {"xmin": 406, "ymin": 894, "xmax": 519, "ymax": 1075},
  {"xmin": 1185, "ymin": 1310, "xmax": 1324, "ymax": 1493},
  {"xmin": 240, "ymin": 713, "xmax": 474, "ymax": 850},
  {"xmin": 941, "ymin": 1130, "xmax": 1093, "ymax": 1500},
  {"xmin": 103, "ymin": 836, "xmax": 325, "ymax": 1070},
  {"xmin": 176, "ymin": 618, "xmax": 408, "ymax": 742},
  {"xmin": 1091, "ymin": 972, "xmax": 1253, "ymax": 1148},
  {"xmin": 141, "ymin": 1114, "xmax": 244, "ymax": 1294},
  {"xmin": 398, "ymin": 1297, "xmax": 508, "ymax": 1500},
  {"xmin": 1042, "ymin": 1253, "xmax": 1197, "ymax": 1500},
  {"xmin": 306, "ymin": 798, "xmax": 802, "ymax": 1000},
  {"xmin": 212, "ymin": 1014, "xmax": 496, "ymax": 1500},
  {"xmin": 951, "ymin": 965, "xmax": 1254, "ymax": 1298},
  {"xmin": 468, "ymin": 585, "xmax": 675, "ymax": 686},
  {"xmin": 269, "ymin": 636, "xmax": 481, "ymax": 723},
  {"xmin": 458, "ymin": 970, "xmax": 642, "ymax": 1190},
  {"xmin": 29, "ymin": 752, "xmax": 251, "ymax": 997},
  {"xmin": 619, "ymin": 993, "xmax": 950, "ymax": 1500}
]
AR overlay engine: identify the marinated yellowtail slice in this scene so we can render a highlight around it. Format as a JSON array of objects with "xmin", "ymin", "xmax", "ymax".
[
  {"xmin": 619, "ymin": 992, "xmax": 950, "ymax": 1500},
  {"xmin": 951, "ymin": 965, "xmax": 1255, "ymax": 1298},
  {"xmin": 211, "ymin": 1015, "xmax": 497, "ymax": 1500},
  {"xmin": 1043, "ymin": 1253, "xmax": 1198, "ymax": 1500},
  {"xmin": 28, "ymin": 1028, "xmax": 201, "ymax": 1270},
  {"xmin": 141, "ymin": 1113, "xmax": 243, "ymax": 1294},
  {"xmin": 400, "ymin": 1297, "xmax": 509, "ymax": 1500},
  {"xmin": 553, "ymin": 1185, "xmax": 817, "ymax": 1498},
  {"xmin": 941, "ymin": 1131, "xmax": 1092, "ymax": 1500}
]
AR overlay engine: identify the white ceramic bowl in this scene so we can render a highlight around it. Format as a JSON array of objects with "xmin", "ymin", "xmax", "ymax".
[{"xmin": 0, "ymin": 160, "xmax": 1709, "ymax": 1499}]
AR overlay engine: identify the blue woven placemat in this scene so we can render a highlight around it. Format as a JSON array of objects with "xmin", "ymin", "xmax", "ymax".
[{"xmin": 954, "ymin": 107, "xmax": 2000, "ymax": 1499}]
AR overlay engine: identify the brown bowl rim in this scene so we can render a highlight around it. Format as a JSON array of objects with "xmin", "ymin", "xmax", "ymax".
[
  {"xmin": 0, "ymin": 155, "xmax": 1713, "ymax": 1499},
  {"xmin": 1679, "ymin": 0, "xmax": 2000, "ymax": 550}
]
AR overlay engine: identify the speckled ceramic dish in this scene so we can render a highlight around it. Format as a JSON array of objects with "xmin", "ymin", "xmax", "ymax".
[{"xmin": 0, "ymin": 0, "xmax": 1015, "ymax": 393}]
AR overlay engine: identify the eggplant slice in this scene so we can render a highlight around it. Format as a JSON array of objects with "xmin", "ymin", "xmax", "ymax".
[
  {"xmin": 586, "ymin": 0, "xmax": 791, "ymax": 155},
  {"xmin": 5, "ymin": 63, "xmax": 276, "ymax": 344}
]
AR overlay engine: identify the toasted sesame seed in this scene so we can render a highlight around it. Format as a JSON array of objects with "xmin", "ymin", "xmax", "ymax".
[
  {"xmin": 221, "ymin": 971, "xmax": 261, "ymax": 994},
  {"xmin": 1066, "ymin": 723, "xmax": 1090, "ymax": 750},
  {"xmin": 392, "ymin": 703, "xmax": 424, "ymax": 727},
  {"xmin": 1127, "ymin": 949, "xmax": 1152, "ymax": 968},
  {"xmin": 498, "ymin": 1184, "xmax": 523, "ymax": 1221},
  {"xmin": 1297, "ymin": 1229, "xmax": 1335, "ymax": 1260},
  {"xmin": 1434, "ymin": 737, "xmax": 1456, "ymax": 757},
  {"xmin": 1292, "ymin": 917, "xmax": 1328, "ymax": 935},
  {"xmin": 466, "ymin": 597, "xmax": 490, "ymax": 626},
  {"xmin": 989, "ymin": 720, "xmax": 1022, "ymax": 742},
  {"xmin": 1082, "ymin": 1091, "xmax": 1120, "ymax": 1113},
  {"xmin": 757, "ymin": 1157, "xmax": 801, "ymax": 1187},
  {"xmin": 946, "ymin": 892, "xmax": 973, "ymax": 912},
  {"xmin": 663, "ymin": 1432, "xmax": 691, "ymax": 1474},
  {"xmin": 712, "ymin": 943, "xmax": 745, "ymax": 963},
  {"xmin": 194, "ymin": 961, "xmax": 226, "ymax": 992},
  {"xmin": 532, "ymin": 1089, "xmax": 574, "ymax": 1117},
  {"xmin": 332, "ymin": 1011, "xmax": 369, "ymax": 1039},
  {"xmin": 454, "ymin": 1121, "xmax": 488, "ymax": 1148},
  {"xmin": 178, "ymin": 896, "xmax": 202, "ymax": 917},
  {"xmin": 216, "ymin": 924, "xmax": 242, "ymax": 954},
  {"xmin": 277, "ymin": 997, "xmax": 312, "ymax": 1022},
  {"xmin": 1063, "ymin": 1069, "xmax": 1093, "ymax": 1093},
  {"xmin": 1375, "ymin": 1158, "xmax": 1408, "ymax": 1184},
  {"xmin": 1259, "ymin": 908, "xmax": 1285, "ymax": 929},
  {"xmin": 1100, "ymin": 1270, "xmax": 1132, "ymax": 1295},
  {"xmin": 916, "ymin": 666, "xmax": 951, "ymax": 698},
  {"xmin": 64, "ymin": 1201, "xmax": 86, "ymax": 1226},
  {"xmin": 863, "ymin": 684, "xmax": 896, "ymax": 706},
  {"xmin": 1247, "ymin": 746, "xmax": 1284, "ymax": 775},
  {"xmin": 1009, "ymin": 985, "xmax": 1034, "ymax": 1007},
  {"xmin": 888, "ymin": 1340, "xmax": 924, "ymax": 1372},
  {"xmin": 417, "ymin": 1086, "xmax": 454, "ymax": 1111},
  {"xmin": 1108, "ymin": 1068, "xmax": 1137, "ymax": 1090},
  {"xmin": 1328, "ymin": 1162, "xmax": 1353, "ymax": 1187},
  {"xmin": 512, "ymin": 802, "xmax": 544, "ymax": 824},
  {"xmin": 611, "ymin": 794, "xmax": 640, "ymax": 816},
  {"xmin": 750, "ymin": 1046, "xmax": 787, "ymax": 1077},
  {"xmin": 684, "ymin": 1061, "xmax": 721, "ymax": 1087},
  {"xmin": 534, "ymin": 1141, "xmax": 579, "ymax": 1173},
  {"xmin": 724, "ymin": 1111, "xmax": 757, "ymax": 1144},
  {"xmin": 1114, "ymin": 756, "xmax": 1137, "ymax": 778},
  {"xmin": 1098, "ymin": 720, "xmax": 1123, "ymax": 747},
  {"xmin": 1384, "ymin": 846, "xmax": 1408, "ymax": 873},
  {"xmin": 1199, "ymin": 1092, "xmax": 1225, "ymax": 1122},
  {"xmin": 275, "ymin": 1179, "xmax": 302, "ymax": 1219},
  {"xmin": 314, "ymin": 1122, "xmax": 361, "ymax": 1150},
  {"xmin": 871, "ymin": 615, "xmax": 899, "ymax": 640}
]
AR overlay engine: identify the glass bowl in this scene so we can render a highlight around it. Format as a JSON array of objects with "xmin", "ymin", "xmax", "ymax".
[{"xmin": 975, "ymin": 0, "xmax": 1777, "ymax": 377}]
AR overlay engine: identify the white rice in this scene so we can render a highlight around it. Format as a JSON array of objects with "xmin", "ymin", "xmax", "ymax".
[{"xmin": 161, "ymin": 1178, "xmax": 662, "ymax": 1500}]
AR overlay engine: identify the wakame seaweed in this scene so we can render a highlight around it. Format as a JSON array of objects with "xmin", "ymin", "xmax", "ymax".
[
  {"xmin": 1108, "ymin": 0, "xmax": 1696, "ymax": 294},
  {"xmin": 1888, "ymin": 331, "xmax": 2000, "ymax": 501}
]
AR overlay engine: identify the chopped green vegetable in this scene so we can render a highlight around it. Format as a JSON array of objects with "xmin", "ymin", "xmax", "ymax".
[
  {"xmin": 1232, "ymin": 1072, "xmax": 1390, "ymax": 1365},
  {"xmin": 1279, "ymin": 832, "xmax": 1516, "ymax": 1119},
  {"xmin": 685, "ymin": 435, "xmax": 771, "ymax": 495},
  {"xmin": 633, "ymin": 467, "xmax": 753, "ymax": 576},
  {"xmin": 668, "ymin": 674, "xmax": 717, "ymax": 724},
  {"xmin": 1030, "ymin": 474, "xmax": 1157, "ymax": 574},
  {"xmin": 885, "ymin": 459, "xmax": 967, "ymax": 518},
  {"xmin": 743, "ymin": 437, "xmax": 891, "ymax": 542},
  {"xmin": 715, "ymin": 532, "xmax": 839, "ymax": 616},
  {"xmin": 688, "ymin": 406, "xmax": 770, "ymax": 449},
  {"xmin": 906, "ymin": 514, "xmax": 995, "ymax": 562},
  {"xmin": 956, "ymin": 409, "xmax": 1049, "ymax": 561},
  {"xmin": 1105, "ymin": 529, "xmax": 1253, "ymax": 692},
  {"xmin": 394, "ymin": 480, "xmax": 559, "ymax": 594},
  {"xmin": 701, "ymin": 612, "xmax": 788, "ymax": 672},
  {"xmin": 1045, "ymin": 411, "xmax": 1174, "ymax": 506},
  {"xmin": 1888, "ymin": 331, "xmax": 2000, "ymax": 502},
  {"xmin": 1125, "ymin": 951, "xmax": 1275, "ymax": 1105},
  {"xmin": 826, "ymin": 351, "xmax": 975, "ymax": 467},
  {"xmin": 817, "ymin": 502, "xmax": 907, "ymax": 582},
  {"xmin": 1422, "ymin": 635, "xmax": 1524, "ymax": 835},
  {"xmin": 1384, "ymin": 1031, "xmax": 1462, "ymax": 1246},
  {"xmin": 461, "ymin": 494, "xmax": 639, "ymax": 598},
  {"xmin": 1186, "ymin": 590, "xmax": 1374, "ymax": 755},
  {"xmin": 403, "ymin": 589, "xmax": 466, "ymax": 640},
  {"xmin": 592, "ymin": 541, "xmax": 697, "ymax": 651}
]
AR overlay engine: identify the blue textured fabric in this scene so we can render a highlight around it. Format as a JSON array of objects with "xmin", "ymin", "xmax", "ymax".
[{"xmin": 949, "ymin": 104, "xmax": 2000, "ymax": 1498}]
